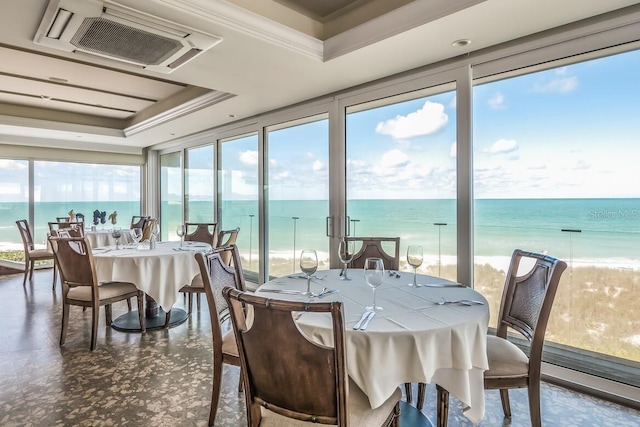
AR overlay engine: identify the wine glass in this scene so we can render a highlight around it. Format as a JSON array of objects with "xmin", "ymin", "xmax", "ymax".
[
  {"xmin": 111, "ymin": 227, "xmax": 122, "ymax": 250},
  {"xmin": 151, "ymin": 222, "xmax": 159, "ymax": 241},
  {"xmin": 176, "ymin": 224, "xmax": 186, "ymax": 247},
  {"xmin": 407, "ymin": 245, "xmax": 424, "ymax": 287},
  {"xmin": 338, "ymin": 238, "xmax": 355, "ymax": 281},
  {"xmin": 299, "ymin": 249, "xmax": 318, "ymax": 297},
  {"xmin": 131, "ymin": 227, "xmax": 143, "ymax": 249},
  {"xmin": 364, "ymin": 257, "xmax": 384, "ymax": 311}
]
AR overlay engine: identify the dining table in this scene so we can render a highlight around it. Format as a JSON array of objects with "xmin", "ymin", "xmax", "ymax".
[
  {"xmin": 256, "ymin": 268, "xmax": 490, "ymax": 425},
  {"xmin": 92, "ymin": 240, "xmax": 211, "ymax": 331},
  {"xmin": 85, "ymin": 228, "xmax": 133, "ymax": 248}
]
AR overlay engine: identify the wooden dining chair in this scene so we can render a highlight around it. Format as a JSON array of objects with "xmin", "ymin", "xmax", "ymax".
[
  {"xmin": 141, "ymin": 218, "xmax": 157, "ymax": 241},
  {"xmin": 48, "ymin": 221, "xmax": 85, "ymax": 237},
  {"xmin": 185, "ymin": 222, "xmax": 218, "ymax": 246},
  {"xmin": 56, "ymin": 216, "xmax": 71, "ymax": 222},
  {"xmin": 216, "ymin": 227, "xmax": 240, "ymax": 265},
  {"xmin": 346, "ymin": 236, "xmax": 400, "ymax": 271},
  {"xmin": 15, "ymin": 219, "xmax": 57, "ymax": 289},
  {"xmin": 223, "ymin": 287, "xmax": 401, "ymax": 427},
  {"xmin": 434, "ymin": 249, "xmax": 567, "ymax": 427},
  {"xmin": 130, "ymin": 215, "xmax": 150, "ymax": 230},
  {"xmin": 49, "ymin": 236, "xmax": 146, "ymax": 351},
  {"xmin": 194, "ymin": 245, "xmax": 246, "ymax": 426}
]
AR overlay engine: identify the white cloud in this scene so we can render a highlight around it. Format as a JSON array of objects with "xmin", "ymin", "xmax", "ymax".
[
  {"xmin": 312, "ymin": 160, "xmax": 325, "ymax": 171},
  {"xmin": 488, "ymin": 92, "xmax": 505, "ymax": 109},
  {"xmin": 239, "ymin": 150, "xmax": 258, "ymax": 166},
  {"xmin": 450, "ymin": 141, "xmax": 457, "ymax": 158},
  {"xmin": 381, "ymin": 149, "xmax": 409, "ymax": 168},
  {"xmin": 375, "ymin": 100, "xmax": 448, "ymax": 139},
  {"xmin": 572, "ymin": 160, "xmax": 591, "ymax": 170},
  {"xmin": 534, "ymin": 69, "xmax": 578, "ymax": 93},
  {"xmin": 487, "ymin": 139, "xmax": 518, "ymax": 154},
  {"xmin": 0, "ymin": 159, "xmax": 27, "ymax": 170}
]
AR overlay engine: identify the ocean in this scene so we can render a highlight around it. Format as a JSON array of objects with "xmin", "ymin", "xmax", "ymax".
[{"xmin": 3, "ymin": 198, "xmax": 640, "ymax": 267}]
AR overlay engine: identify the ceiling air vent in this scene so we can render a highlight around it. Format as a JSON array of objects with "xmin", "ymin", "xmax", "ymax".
[{"xmin": 33, "ymin": 0, "xmax": 222, "ymax": 73}]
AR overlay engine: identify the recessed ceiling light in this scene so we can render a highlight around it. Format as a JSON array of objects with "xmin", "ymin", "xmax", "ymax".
[
  {"xmin": 227, "ymin": 114, "xmax": 236, "ymax": 118},
  {"xmin": 452, "ymin": 39, "xmax": 471, "ymax": 47}
]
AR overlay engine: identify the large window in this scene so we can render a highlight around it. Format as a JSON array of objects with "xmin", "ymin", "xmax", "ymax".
[
  {"xmin": 160, "ymin": 152, "xmax": 183, "ymax": 242},
  {"xmin": 0, "ymin": 159, "xmax": 29, "ymax": 262},
  {"xmin": 346, "ymin": 85, "xmax": 458, "ymax": 281},
  {"xmin": 266, "ymin": 116, "xmax": 329, "ymax": 278},
  {"xmin": 473, "ymin": 49, "xmax": 640, "ymax": 368},
  {"xmin": 185, "ymin": 145, "xmax": 214, "ymax": 223},
  {"xmin": 219, "ymin": 134, "xmax": 259, "ymax": 276}
]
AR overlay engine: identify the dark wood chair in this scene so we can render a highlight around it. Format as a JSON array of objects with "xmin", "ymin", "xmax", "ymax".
[
  {"xmin": 49, "ymin": 236, "xmax": 145, "ymax": 351},
  {"xmin": 15, "ymin": 219, "xmax": 57, "ymax": 289},
  {"xmin": 434, "ymin": 249, "xmax": 567, "ymax": 427},
  {"xmin": 185, "ymin": 222, "xmax": 218, "ymax": 246},
  {"xmin": 216, "ymin": 227, "xmax": 240, "ymax": 265},
  {"xmin": 141, "ymin": 218, "xmax": 157, "ymax": 241},
  {"xmin": 48, "ymin": 221, "xmax": 85, "ymax": 237},
  {"xmin": 194, "ymin": 245, "xmax": 246, "ymax": 426},
  {"xmin": 223, "ymin": 287, "xmax": 402, "ymax": 427},
  {"xmin": 346, "ymin": 236, "xmax": 400, "ymax": 271},
  {"xmin": 130, "ymin": 215, "xmax": 150, "ymax": 230}
]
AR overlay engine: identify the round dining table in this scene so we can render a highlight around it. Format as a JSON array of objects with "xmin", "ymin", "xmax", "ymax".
[
  {"xmin": 85, "ymin": 228, "xmax": 133, "ymax": 248},
  {"xmin": 92, "ymin": 240, "xmax": 211, "ymax": 331},
  {"xmin": 256, "ymin": 269, "xmax": 490, "ymax": 425}
]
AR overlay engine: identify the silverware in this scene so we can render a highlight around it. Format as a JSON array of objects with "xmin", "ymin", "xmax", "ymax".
[
  {"xmin": 431, "ymin": 297, "xmax": 484, "ymax": 306},
  {"xmin": 359, "ymin": 311, "xmax": 376, "ymax": 330},
  {"xmin": 423, "ymin": 283, "xmax": 466, "ymax": 288},
  {"xmin": 257, "ymin": 289, "xmax": 301, "ymax": 295},
  {"xmin": 353, "ymin": 310, "xmax": 372, "ymax": 330}
]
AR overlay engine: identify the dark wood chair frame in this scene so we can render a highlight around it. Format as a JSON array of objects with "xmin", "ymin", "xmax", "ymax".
[
  {"xmin": 130, "ymin": 215, "xmax": 150, "ymax": 230},
  {"xmin": 346, "ymin": 236, "xmax": 400, "ymax": 271},
  {"xmin": 434, "ymin": 249, "xmax": 567, "ymax": 427},
  {"xmin": 49, "ymin": 236, "xmax": 146, "ymax": 351},
  {"xmin": 194, "ymin": 245, "xmax": 246, "ymax": 426},
  {"xmin": 184, "ymin": 222, "xmax": 218, "ymax": 246},
  {"xmin": 16, "ymin": 219, "xmax": 57, "ymax": 289},
  {"xmin": 223, "ymin": 287, "xmax": 401, "ymax": 427}
]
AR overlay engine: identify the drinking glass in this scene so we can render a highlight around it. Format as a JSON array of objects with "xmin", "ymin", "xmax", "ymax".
[
  {"xmin": 176, "ymin": 224, "xmax": 186, "ymax": 247},
  {"xmin": 131, "ymin": 227, "xmax": 143, "ymax": 249},
  {"xmin": 111, "ymin": 227, "xmax": 122, "ymax": 250},
  {"xmin": 407, "ymin": 245, "xmax": 424, "ymax": 287},
  {"xmin": 338, "ymin": 238, "xmax": 355, "ymax": 281},
  {"xmin": 299, "ymin": 249, "xmax": 318, "ymax": 297},
  {"xmin": 364, "ymin": 257, "xmax": 384, "ymax": 311}
]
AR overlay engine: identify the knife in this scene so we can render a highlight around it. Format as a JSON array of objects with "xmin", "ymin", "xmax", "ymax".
[
  {"xmin": 423, "ymin": 283, "xmax": 466, "ymax": 288},
  {"xmin": 353, "ymin": 310, "xmax": 372, "ymax": 330},
  {"xmin": 257, "ymin": 289, "xmax": 301, "ymax": 295},
  {"xmin": 359, "ymin": 311, "xmax": 376, "ymax": 330}
]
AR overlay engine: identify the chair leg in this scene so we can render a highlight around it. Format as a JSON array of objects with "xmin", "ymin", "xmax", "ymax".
[
  {"xmin": 137, "ymin": 292, "xmax": 146, "ymax": 334},
  {"xmin": 197, "ymin": 293, "xmax": 201, "ymax": 311},
  {"xmin": 21, "ymin": 260, "xmax": 29, "ymax": 286},
  {"xmin": 127, "ymin": 298, "xmax": 132, "ymax": 311},
  {"xmin": 105, "ymin": 304, "xmax": 112, "ymax": 325},
  {"xmin": 237, "ymin": 370, "xmax": 244, "ymax": 393},
  {"xmin": 404, "ymin": 382, "xmax": 412, "ymax": 403},
  {"xmin": 436, "ymin": 384, "xmax": 449, "ymax": 427},
  {"xmin": 90, "ymin": 303, "xmax": 99, "ymax": 351},
  {"xmin": 188, "ymin": 293, "xmax": 193, "ymax": 314},
  {"xmin": 164, "ymin": 310, "xmax": 172, "ymax": 328},
  {"xmin": 28, "ymin": 259, "xmax": 35, "ymax": 280},
  {"xmin": 52, "ymin": 264, "xmax": 58, "ymax": 290},
  {"xmin": 500, "ymin": 389, "xmax": 512, "ymax": 418},
  {"xmin": 60, "ymin": 303, "xmax": 70, "ymax": 345},
  {"xmin": 209, "ymin": 356, "xmax": 223, "ymax": 426},
  {"xmin": 527, "ymin": 383, "xmax": 542, "ymax": 427},
  {"xmin": 417, "ymin": 382, "xmax": 426, "ymax": 410}
]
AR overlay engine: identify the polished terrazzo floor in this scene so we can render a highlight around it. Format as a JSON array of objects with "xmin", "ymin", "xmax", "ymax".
[{"xmin": 1, "ymin": 269, "xmax": 639, "ymax": 426}]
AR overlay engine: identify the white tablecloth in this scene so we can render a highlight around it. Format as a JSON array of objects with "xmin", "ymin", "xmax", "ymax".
[
  {"xmin": 257, "ymin": 269, "xmax": 489, "ymax": 424},
  {"xmin": 85, "ymin": 229, "xmax": 133, "ymax": 248},
  {"xmin": 92, "ymin": 241, "xmax": 210, "ymax": 310}
]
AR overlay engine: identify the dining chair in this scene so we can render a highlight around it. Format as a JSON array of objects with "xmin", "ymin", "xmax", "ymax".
[
  {"xmin": 130, "ymin": 215, "xmax": 150, "ymax": 230},
  {"xmin": 48, "ymin": 221, "xmax": 85, "ymax": 237},
  {"xmin": 434, "ymin": 249, "xmax": 567, "ymax": 427},
  {"xmin": 346, "ymin": 236, "xmax": 400, "ymax": 271},
  {"xmin": 216, "ymin": 227, "xmax": 240, "ymax": 265},
  {"xmin": 194, "ymin": 245, "xmax": 246, "ymax": 426},
  {"xmin": 56, "ymin": 216, "xmax": 71, "ymax": 222},
  {"xmin": 141, "ymin": 218, "xmax": 157, "ymax": 241},
  {"xmin": 223, "ymin": 287, "xmax": 402, "ymax": 427},
  {"xmin": 185, "ymin": 222, "xmax": 218, "ymax": 246},
  {"xmin": 15, "ymin": 219, "xmax": 57, "ymax": 289},
  {"xmin": 49, "ymin": 236, "xmax": 146, "ymax": 351}
]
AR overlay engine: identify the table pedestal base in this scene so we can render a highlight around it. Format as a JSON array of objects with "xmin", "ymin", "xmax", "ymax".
[
  {"xmin": 111, "ymin": 308, "xmax": 188, "ymax": 332},
  {"xmin": 399, "ymin": 401, "xmax": 433, "ymax": 427}
]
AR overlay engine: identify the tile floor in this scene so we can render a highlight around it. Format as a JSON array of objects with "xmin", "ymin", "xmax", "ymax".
[{"xmin": 0, "ymin": 269, "xmax": 639, "ymax": 426}]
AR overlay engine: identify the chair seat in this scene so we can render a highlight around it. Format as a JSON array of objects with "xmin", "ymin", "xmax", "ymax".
[
  {"xmin": 29, "ymin": 248, "xmax": 54, "ymax": 259},
  {"xmin": 221, "ymin": 330, "xmax": 238, "ymax": 357},
  {"xmin": 485, "ymin": 335, "xmax": 529, "ymax": 378},
  {"xmin": 68, "ymin": 281, "xmax": 138, "ymax": 302},
  {"xmin": 260, "ymin": 381, "xmax": 401, "ymax": 427}
]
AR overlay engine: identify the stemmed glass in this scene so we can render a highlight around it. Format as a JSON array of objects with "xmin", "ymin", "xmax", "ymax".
[
  {"xmin": 299, "ymin": 249, "xmax": 318, "ymax": 297},
  {"xmin": 407, "ymin": 245, "xmax": 424, "ymax": 287},
  {"xmin": 364, "ymin": 257, "xmax": 384, "ymax": 311},
  {"xmin": 176, "ymin": 224, "xmax": 186, "ymax": 247},
  {"xmin": 338, "ymin": 238, "xmax": 355, "ymax": 281},
  {"xmin": 131, "ymin": 227, "xmax": 143, "ymax": 249},
  {"xmin": 111, "ymin": 227, "xmax": 122, "ymax": 250}
]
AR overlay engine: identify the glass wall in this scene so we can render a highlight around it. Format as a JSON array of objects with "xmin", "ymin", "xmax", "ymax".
[
  {"xmin": 160, "ymin": 152, "xmax": 183, "ymax": 242},
  {"xmin": 345, "ymin": 86, "xmax": 458, "ymax": 281},
  {"xmin": 185, "ymin": 145, "xmax": 215, "ymax": 223},
  {"xmin": 266, "ymin": 115, "xmax": 329, "ymax": 278},
  {"xmin": 473, "ymin": 49, "xmax": 640, "ymax": 365},
  {"xmin": 0, "ymin": 159, "xmax": 29, "ymax": 262},
  {"xmin": 219, "ymin": 134, "xmax": 259, "ymax": 276}
]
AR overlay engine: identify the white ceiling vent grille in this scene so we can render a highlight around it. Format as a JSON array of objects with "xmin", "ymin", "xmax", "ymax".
[{"xmin": 33, "ymin": 0, "xmax": 222, "ymax": 73}]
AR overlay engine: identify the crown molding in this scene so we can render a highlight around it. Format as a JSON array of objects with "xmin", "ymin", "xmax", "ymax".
[{"xmin": 123, "ymin": 90, "xmax": 236, "ymax": 136}]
